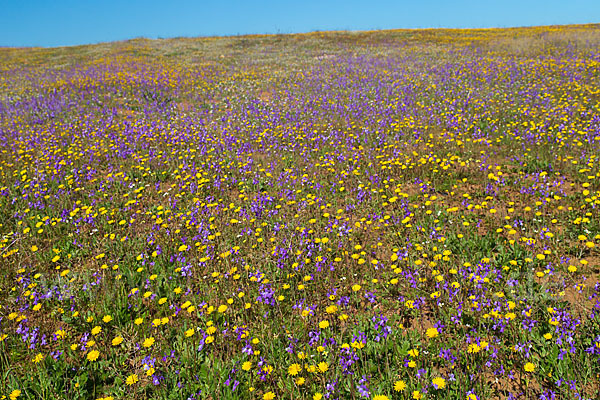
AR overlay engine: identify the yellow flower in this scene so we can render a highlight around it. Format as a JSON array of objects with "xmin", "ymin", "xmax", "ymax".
[
  {"xmin": 142, "ymin": 337, "xmax": 155, "ymax": 348},
  {"xmin": 317, "ymin": 361, "xmax": 329, "ymax": 373},
  {"xmin": 288, "ymin": 363, "xmax": 302, "ymax": 376},
  {"xmin": 426, "ymin": 327, "xmax": 439, "ymax": 338},
  {"xmin": 373, "ymin": 396, "xmax": 390, "ymax": 400},
  {"xmin": 87, "ymin": 350, "xmax": 100, "ymax": 362},
  {"xmin": 318, "ymin": 320, "xmax": 330, "ymax": 329},
  {"xmin": 206, "ymin": 326, "xmax": 217, "ymax": 335},
  {"xmin": 262, "ymin": 365, "xmax": 273, "ymax": 375},
  {"xmin": 296, "ymin": 377, "xmax": 305, "ymax": 385},
  {"xmin": 326, "ymin": 305, "xmax": 338, "ymax": 314},
  {"xmin": 352, "ymin": 284, "xmax": 361, "ymax": 292},
  {"xmin": 102, "ymin": 315, "xmax": 113, "ymax": 323},
  {"xmin": 126, "ymin": 374, "xmax": 138, "ymax": 385},
  {"xmin": 524, "ymin": 362, "xmax": 535, "ymax": 372},
  {"xmin": 205, "ymin": 335, "xmax": 214, "ymax": 344},
  {"xmin": 568, "ymin": 265, "xmax": 577, "ymax": 273},
  {"xmin": 218, "ymin": 305, "xmax": 228, "ymax": 313},
  {"xmin": 263, "ymin": 392, "xmax": 275, "ymax": 400},
  {"xmin": 432, "ymin": 377, "xmax": 446, "ymax": 389},
  {"xmin": 394, "ymin": 380, "xmax": 406, "ymax": 392},
  {"xmin": 112, "ymin": 336, "xmax": 123, "ymax": 346},
  {"xmin": 313, "ymin": 393, "xmax": 323, "ymax": 400},
  {"xmin": 184, "ymin": 328, "xmax": 195, "ymax": 337},
  {"xmin": 91, "ymin": 326, "xmax": 102, "ymax": 335},
  {"xmin": 242, "ymin": 361, "xmax": 252, "ymax": 371},
  {"xmin": 9, "ymin": 389, "xmax": 21, "ymax": 400},
  {"xmin": 134, "ymin": 317, "xmax": 143, "ymax": 325},
  {"xmin": 467, "ymin": 343, "xmax": 481, "ymax": 353}
]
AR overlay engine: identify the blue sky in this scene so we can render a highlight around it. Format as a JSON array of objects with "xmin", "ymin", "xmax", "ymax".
[{"xmin": 2, "ymin": 0, "xmax": 598, "ymax": 47}]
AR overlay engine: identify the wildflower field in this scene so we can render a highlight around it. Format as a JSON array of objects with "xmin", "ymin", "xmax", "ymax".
[{"xmin": 2, "ymin": 24, "xmax": 600, "ymax": 400}]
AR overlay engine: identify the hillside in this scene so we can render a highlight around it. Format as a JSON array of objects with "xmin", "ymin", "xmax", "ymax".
[{"xmin": 1, "ymin": 24, "xmax": 600, "ymax": 400}]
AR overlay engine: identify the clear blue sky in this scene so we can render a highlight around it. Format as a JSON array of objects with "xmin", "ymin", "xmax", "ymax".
[{"xmin": 2, "ymin": 0, "xmax": 598, "ymax": 47}]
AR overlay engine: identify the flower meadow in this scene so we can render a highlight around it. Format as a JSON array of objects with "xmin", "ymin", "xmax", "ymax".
[{"xmin": 1, "ymin": 25, "xmax": 600, "ymax": 400}]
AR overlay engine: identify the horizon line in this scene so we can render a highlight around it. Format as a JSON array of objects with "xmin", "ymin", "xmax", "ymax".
[{"xmin": 2, "ymin": 22, "xmax": 598, "ymax": 50}]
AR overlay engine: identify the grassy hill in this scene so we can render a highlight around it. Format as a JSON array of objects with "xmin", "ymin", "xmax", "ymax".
[{"xmin": 1, "ymin": 24, "xmax": 600, "ymax": 400}]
